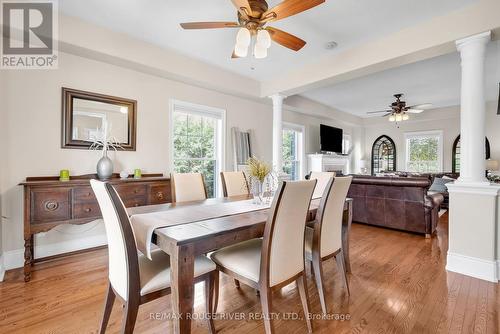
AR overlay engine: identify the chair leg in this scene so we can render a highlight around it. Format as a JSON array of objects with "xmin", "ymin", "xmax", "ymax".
[
  {"xmin": 121, "ymin": 297, "xmax": 140, "ymax": 334},
  {"xmin": 260, "ymin": 287, "xmax": 274, "ymax": 334},
  {"xmin": 99, "ymin": 283, "xmax": 116, "ymax": 334},
  {"xmin": 205, "ymin": 272, "xmax": 217, "ymax": 334},
  {"xmin": 297, "ymin": 273, "xmax": 313, "ymax": 334},
  {"xmin": 311, "ymin": 255, "xmax": 327, "ymax": 315},
  {"xmin": 234, "ymin": 278, "xmax": 240, "ymax": 288},
  {"xmin": 335, "ymin": 250, "xmax": 350, "ymax": 295},
  {"xmin": 213, "ymin": 271, "xmax": 220, "ymax": 314}
]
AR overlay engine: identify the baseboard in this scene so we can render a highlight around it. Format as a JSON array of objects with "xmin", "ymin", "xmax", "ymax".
[
  {"xmin": 0, "ymin": 254, "xmax": 5, "ymax": 282},
  {"xmin": 446, "ymin": 251, "xmax": 498, "ymax": 283},
  {"xmin": 4, "ymin": 233, "xmax": 108, "ymax": 271}
]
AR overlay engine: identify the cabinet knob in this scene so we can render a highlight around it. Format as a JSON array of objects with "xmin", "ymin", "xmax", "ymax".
[
  {"xmin": 84, "ymin": 208, "xmax": 92, "ymax": 213},
  {"xmin": 156, "ymin": 192, "xmax": 164, "ymax": 200},
  {"xmin": 134, "ymin": 203, "xmax": 139, "ymax": 207},
  {"xmin": 44, "ymin": 201, "xmax": 59, "ymax": 211}
]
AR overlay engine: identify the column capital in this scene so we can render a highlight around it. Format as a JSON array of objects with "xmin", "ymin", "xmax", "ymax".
[
  {"xmin": 268, "ymin": 93, "xmax": 287, "ymax": 104},
  {"xmin": 456, "ymin": 31, "xmax": 491, "ymax": 51}
]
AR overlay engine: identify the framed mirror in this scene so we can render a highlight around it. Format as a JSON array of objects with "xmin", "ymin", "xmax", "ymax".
[{"xmin": 62, "ymin": 87, "xmax": 137, "ymax": 150}]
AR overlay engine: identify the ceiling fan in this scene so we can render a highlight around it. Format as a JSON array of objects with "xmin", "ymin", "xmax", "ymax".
[
  {"xmin": 367, "ymin": 94, "xmax": 433, "ymax": 122},
  {"xmin": 180, "ymin": 0, "xmax": 325, "ymax": 59}
]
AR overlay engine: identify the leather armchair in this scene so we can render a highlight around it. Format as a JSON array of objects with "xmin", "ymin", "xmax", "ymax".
[{"xmin": 347, "ymin": 176, "xmax": 444, "ymax": 237}]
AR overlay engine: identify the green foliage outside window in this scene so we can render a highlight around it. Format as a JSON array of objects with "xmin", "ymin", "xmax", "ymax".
[
  {"xmin": 173, "ymin": 112, "xmax": 217, "ymax": 197},
  {"xmin": 407, "ymin": 136, "xmax": 439, "ymax": 172},
  {"xmin": 283, "ymin": 129, "xmax": 299, "ymax": 180}
]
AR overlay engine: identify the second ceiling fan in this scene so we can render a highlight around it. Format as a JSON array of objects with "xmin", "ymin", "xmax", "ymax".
[
  {"xmin": 367, "ymin": 94, "xmax": 433, "ymax": 122},
  {"xmin": 180, "ymin": 0, "xmax": 325, "ymax": 59}
]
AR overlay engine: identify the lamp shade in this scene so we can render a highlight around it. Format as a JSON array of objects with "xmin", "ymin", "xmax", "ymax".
[
  {"xmin": 234, "ymin": 43, "xmax": 248, "ymax": 57},
  {"xmin": 257, "ymin": 30, "xmax": 271, "ymax": 48},
  {"xmin": 486, "ymin": 159, "xmax": 499, "ymax": 171},
  {"xmin": 254, "ymin": 43, "xmax": 268, "ymax": 59},
  {"xmin": 236, "ymin": 27, "xmax": 251, "ymax": 46}
]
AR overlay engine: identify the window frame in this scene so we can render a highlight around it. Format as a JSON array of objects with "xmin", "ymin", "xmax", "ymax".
[
  {"xmin": 404, "ymin": 130, "xmax": 443, "ymax": 173},
  {"xmin": 169, "ymin": 99, "xmax": 226, "ymax": 197},
  {"xmin": 282, "ymin": 122, "xmax": 305, "ymax": 180}
]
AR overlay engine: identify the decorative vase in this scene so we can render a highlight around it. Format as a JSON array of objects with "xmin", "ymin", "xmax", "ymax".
[
  {"xmin": 252, "ymin": 180, "xmax": 264, "ymax": 205},
  {"xmin": 97, "ymin": 152, "xmax": 113, "ymax": 180}
]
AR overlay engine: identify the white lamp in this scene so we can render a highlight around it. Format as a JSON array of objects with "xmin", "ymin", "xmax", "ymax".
[
  {"xmin": 486, "ymin": 159, "xmax": 499, "ymax": 171},
  {"xmin": 256, "ymin": 29, "xmax": 271, "ymax": 49},
  {"xmin": 254, "ymin": 43, "xmax": 268, "ymax": 59}
]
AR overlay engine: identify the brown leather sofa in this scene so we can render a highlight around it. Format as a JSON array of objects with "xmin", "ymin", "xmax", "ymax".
[{"xmin": 347, "ymin": 176, "xmax": 444, "ymax": 237}]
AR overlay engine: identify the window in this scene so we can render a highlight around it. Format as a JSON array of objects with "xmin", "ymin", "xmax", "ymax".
[
  {"xmin": 452, "ymin": 135, "xmax": 491, "ymax": 173},
  {"xmin": 282, "ymin": 123, "xmax": 304, "ymax": 180},
  {"xmin": 371, "ymin": 135, "xmax": 396, "ymax": 174},
  {"xmin": 170, "ymin": 100, "xmax": 225, "ymax": 198},
  {"xmin": 405, "ymin": 131, "xmax": 443, "ymax": 173}
]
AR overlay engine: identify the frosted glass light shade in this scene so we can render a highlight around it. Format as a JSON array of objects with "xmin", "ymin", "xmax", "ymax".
[
  {"xmin": 235, "ymin": 43, "xmax": 248, "ymax": 57},
  {"xmin": 395, "ymin": 114, "xmax": 403, "ymax": 122},
  {"xmin": 402, "ymin": 113, "xmax": 409, "ymax": 121},
  {"xmin": 236, "ymin": 28, "xmax": 251, "ymax": 46},
  {"xmin": 254, "ymin": 43, "xmax": 268, "ymax": 59},
  {"xmin": 257, "ymin": 29, "xmax": 271, "ymax": 48},
  {"xmin": 389, "ymin": 115, "xmax": 396, "ymax": 122}
]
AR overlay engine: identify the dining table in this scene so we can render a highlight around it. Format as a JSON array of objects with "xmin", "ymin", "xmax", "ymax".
[{"xmin": 128, "ymin": 195, "xmax": 353, "ymax": 334}]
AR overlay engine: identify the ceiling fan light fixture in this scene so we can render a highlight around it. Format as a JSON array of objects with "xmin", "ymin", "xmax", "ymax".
[
  {"xmin": 388, "ymin": 115, "xmax": 396, "ymax": 122},
  {"xmin": 235, "ymin": 43, "xmax": 249, "ymax": 57},
  {"xmin": 395, "ymin": 114, "xmax": 403, "ymax": 122},
  {"xmin": 236, "ymin": 27, "xmax": 251, "ymax": 47},
  {"xmin": 254, "ymin": 43, "xmax": 268, "ymax": 59},
  {"xmin": 403, "ymin": 113, "xmax": 409, "ymax": 121},
  {"xmin": 257, "ymin": 29, "xmax": 272, "ymax": 49}
]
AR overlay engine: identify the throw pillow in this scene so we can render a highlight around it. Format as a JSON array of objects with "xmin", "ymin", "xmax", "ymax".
[{"xmin": 429, "ymin": 177, "xmax": 454, "ymax": 193}]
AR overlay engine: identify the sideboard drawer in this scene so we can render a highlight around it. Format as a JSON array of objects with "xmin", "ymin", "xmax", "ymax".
[
  {"xmin": 121, "ymin": 197, "xmax": 147, "ymax": 208},
  {"xmin": 149, "ymin": 184, "xmax": 171, "ymax": 204},
  {"xmin": 114, "ymin": 184, "xmax": 147, "ymax": 200},
  {"xmin": 73, "ymin": 187, "xmax": 96, "ymax": 203},
  {"xmin": 73, "ymin": 202, "xmax": 101, "ymax": 219},
  {"xmin": 31, "ymin": 189, "xmax": 71, "ymax": 223}
]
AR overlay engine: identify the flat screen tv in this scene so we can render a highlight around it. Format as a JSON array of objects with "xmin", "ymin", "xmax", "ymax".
[{"xmin": 320, "ymin": 124, "xmax": 343, "ymax": 153}]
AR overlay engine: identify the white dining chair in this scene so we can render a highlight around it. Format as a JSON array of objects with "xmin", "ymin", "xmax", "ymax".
[
  {"xmin": 90, "ymin": 180, "xmax": 218, "ymax": 334},
  {"xmin": 170, "ymin": 172, "xmax": 207, "ymax": 203},
  {"xmin": 210, "ymin": 180, "xmax": 317, "ymax": 334},
  {"xmin": 305, "ymin": 176, "xmax": 352, "ymax": 315},
  {"xmin": 309, "ymin": 171, "xmax": 336, "ymax": 199},
  {"xmin": 220, "ymin": 171, "xmax": 249, "ymax": 197}
]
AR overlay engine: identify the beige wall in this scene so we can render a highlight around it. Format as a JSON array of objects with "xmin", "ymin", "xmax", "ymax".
[
  {"xmin": 1, "ymin": 52, "xmax": 358, "ymax": 264},
  {"xmin": 363, "ymin": 103, "xmax": 500, "ymax": 173},
  {"xmin": 0, "ymin": 70, "xmax": 6, "ymax": 276}
]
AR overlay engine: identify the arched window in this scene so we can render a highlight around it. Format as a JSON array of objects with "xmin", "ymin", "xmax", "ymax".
[
  {"xmin": 371, "ymin": 135, "xmax": 397, "ymax": 175},
  {"xmin": 452, "ymin": 135, "xmax": 490, "ymax": 173}
]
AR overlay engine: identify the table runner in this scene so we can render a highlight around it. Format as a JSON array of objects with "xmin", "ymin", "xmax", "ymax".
[{"xmin": 130, "ymin": 199, "xmax": 271, "ymax": 259}]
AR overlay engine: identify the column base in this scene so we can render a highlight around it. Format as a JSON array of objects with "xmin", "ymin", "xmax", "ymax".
[{"xmin": 446, "ymin": 252, "xmax": 498, "ymax": 282}]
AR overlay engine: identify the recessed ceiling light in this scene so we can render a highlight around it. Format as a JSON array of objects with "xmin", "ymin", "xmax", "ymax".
[{"xmin": 325, "ymin": 41, "xmax": 338, "ymax": 50}]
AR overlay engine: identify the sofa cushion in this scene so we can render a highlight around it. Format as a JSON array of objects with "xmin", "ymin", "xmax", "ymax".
[{"xmin": 429, "ymin": 177, "xmax": 454, "ymax": 193}]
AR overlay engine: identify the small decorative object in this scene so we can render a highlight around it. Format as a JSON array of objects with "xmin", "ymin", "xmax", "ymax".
[
  {"xmin": 90, "ymin": 120, "xmax": 123, "ymax": 180},
  {"xmin": 359, "ymin": 160, "xmax": 368, "ymax": 175},
  {"xmin": 120, "ymin": 170, "xmax": 129, "ymax": 179},
  {"xmin": 59, "ymin": 169, "xmax": 70, "ymax": 181},
  {"xmin": 246, "ymin": 156, "xmax": 278, "ymax": 205},
  {"xmin": 486, "ymin": 159, "xmax": 499, "ymax": 181},
  {"xmin": 134, "ymin": 169, "xmax": 142, "ymax": 179}
]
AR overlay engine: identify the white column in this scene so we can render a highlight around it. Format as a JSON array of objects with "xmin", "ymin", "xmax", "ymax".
[
  {"xmin": 270, "ymin": 94, "xmax": 286, "ymax": 173},
  {"xmin": 455, "ymin": 31, "xmax": 491, "ymax": 185}
]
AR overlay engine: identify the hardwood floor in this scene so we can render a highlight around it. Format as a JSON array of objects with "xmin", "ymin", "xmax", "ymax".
[{"xmin": 0, "ymin": 213, "xmax": 498, "ymax": 333}]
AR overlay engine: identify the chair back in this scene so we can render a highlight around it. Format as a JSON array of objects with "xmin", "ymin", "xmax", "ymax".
[
  {"xmin": 90, "ymin": 180, "xmax": 140, "ymax": 301},
  {"xmin": 309, "ymin": 171, "xmax": 336, "ymax": 199},
  {"xmin": 221, "ymin": 171, "xmax": 249, "ymax": 197},
  {"xmin": 261, "ymin": 180, "xmax": 316, "ymax": 287},
  {"xmin": 316, "ymin": 176, "xmax": 352, "ymax": 257},
  {"xmin": 171, "ymin": 172, "xmax": 207, "ymax": 202}
]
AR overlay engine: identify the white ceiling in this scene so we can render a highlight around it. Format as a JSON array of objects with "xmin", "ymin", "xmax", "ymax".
[
  {"xmin": 59, "ymin": 0, "xmax": 477, "ymax": 81},
  {"xmin": 301, "ymin": 40, "xmax": 500, "ymax": 117}
]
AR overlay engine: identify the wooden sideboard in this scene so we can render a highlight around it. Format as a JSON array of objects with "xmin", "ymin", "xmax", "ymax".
[{"xmin": 19, "ymin": 174, "xmax": 171, "ymax": 282}]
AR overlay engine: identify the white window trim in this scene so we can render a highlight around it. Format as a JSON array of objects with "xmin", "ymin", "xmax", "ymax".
[
  {"xmin": 169, "ymin": 99, "xmax": 226, "ymax": 197},
  {"xmin": 404, "ymin": 130, "xmax": 443, "ymax": 172},
  {"xmin": 283, "ymin": 122, "xmax": 306, "ymax": 180}
]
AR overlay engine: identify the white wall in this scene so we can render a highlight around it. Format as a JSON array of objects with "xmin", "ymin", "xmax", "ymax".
[
  {"xmin": 1, "ymin": 51, "xmax": 359, "ymax": 269},
  {"xmin": 0, "ymin": 70, "xmax": 6, "ymax": 280},
  {"xmin": 363, "ymin": 103, "xmax": 500, "ymax": 173}
]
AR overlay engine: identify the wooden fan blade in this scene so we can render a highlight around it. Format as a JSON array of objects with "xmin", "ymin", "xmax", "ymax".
[
  {"xmin": 408, "ymin": 103, "xmax": 433, "ymax": 110},
  {"xmin": 262, "ymin": 0, "xmax": 325, "ymax": 22},
  {"xmin": 406, "ymin": 109, "xmax": 424, "ymax": 114},
  {"xmin": 180, "ymin": 22, "xmax": 240, "ymax": 29},
  {"xmin": 266, "ymin": 27, "xmax": 306, "ymax": 51},
  {"xmin": 231, "ymin": 0, "xmax": 252, "ymax": 18},
  {"xmin": 367, "ymin": 110, "xmax": 392, "ymax": 114}
]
